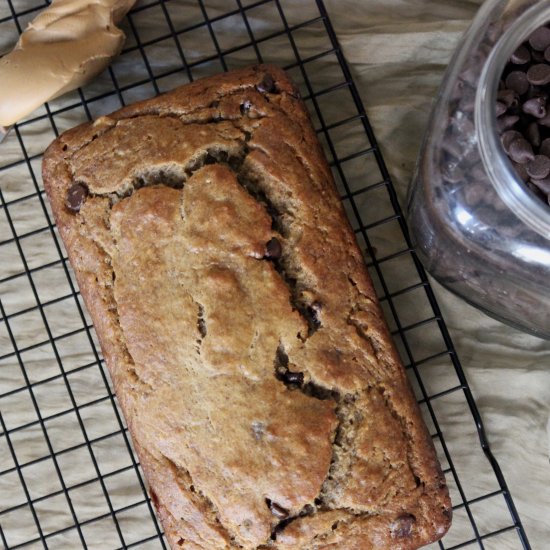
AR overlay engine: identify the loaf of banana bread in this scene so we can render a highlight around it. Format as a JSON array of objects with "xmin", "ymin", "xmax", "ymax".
[{"xmin": 42, "ymin": 64, "xmax": 451, "ymax": 549}]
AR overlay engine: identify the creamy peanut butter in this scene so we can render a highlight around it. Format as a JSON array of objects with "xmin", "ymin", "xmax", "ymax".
[{"xmin": 0, "ymin": 0, "xmax": 135, "ymax": 127}]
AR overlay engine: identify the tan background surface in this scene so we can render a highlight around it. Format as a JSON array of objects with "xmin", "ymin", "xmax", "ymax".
[{"xmin": 0, "ymin": 0, "xmax": 548, "ymax": 549}]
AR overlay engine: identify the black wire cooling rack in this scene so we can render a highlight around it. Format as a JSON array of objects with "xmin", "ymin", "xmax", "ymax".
[{"xmin": 0, "ymin": 0, "xmax": 533, "ymax": 549}]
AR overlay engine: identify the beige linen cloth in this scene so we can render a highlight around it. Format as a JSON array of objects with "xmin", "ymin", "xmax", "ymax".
[{"xmin": 0, "ymin": 0, "xmax": 548, "ymax": 549}]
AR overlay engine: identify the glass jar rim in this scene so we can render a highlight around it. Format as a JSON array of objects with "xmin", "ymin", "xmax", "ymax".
[{"xmin": 476, "ymin": 1, "xmax": 550, "ymax": 240}]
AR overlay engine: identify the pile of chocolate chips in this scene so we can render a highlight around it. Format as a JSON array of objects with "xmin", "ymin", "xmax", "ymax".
[{"xmin": 497, "ymin": 24, "xmax": 550, "ymax": 206}]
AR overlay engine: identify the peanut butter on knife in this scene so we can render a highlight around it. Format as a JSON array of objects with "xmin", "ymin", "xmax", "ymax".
[{"xmin": 0, "ymin": 0, "xmax": 135, "ymax": 128}]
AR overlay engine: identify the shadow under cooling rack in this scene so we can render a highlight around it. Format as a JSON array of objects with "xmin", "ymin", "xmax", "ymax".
[{"xmin": 0, "ymin": 0, "xmax": 531, "ymax": 549}]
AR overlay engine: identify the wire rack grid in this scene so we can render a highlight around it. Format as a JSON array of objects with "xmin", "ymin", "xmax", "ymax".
[{"xmin": 0, "ymin": 0, "xmax": 532, "ymax": 549}]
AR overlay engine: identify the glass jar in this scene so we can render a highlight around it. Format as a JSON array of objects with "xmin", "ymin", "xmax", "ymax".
[{"xmin": 408, "ymin": 0, "xmax": 550, "ymax": 339}]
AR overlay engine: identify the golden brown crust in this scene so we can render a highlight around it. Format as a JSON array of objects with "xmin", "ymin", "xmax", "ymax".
[{"xmin": 42, "ymin": 64, "xmax": 451, "ymax": 549}]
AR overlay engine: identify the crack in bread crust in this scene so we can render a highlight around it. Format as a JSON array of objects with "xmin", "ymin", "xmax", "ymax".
[{"xmin": 42, "ymin": 64, "xmax": 451, "ymax": 550}]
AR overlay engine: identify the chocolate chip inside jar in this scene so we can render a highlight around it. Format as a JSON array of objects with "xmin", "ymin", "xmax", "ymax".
[{"xmin": 496, "ymin": 22, "xmax": 550, "ymax": 206}]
